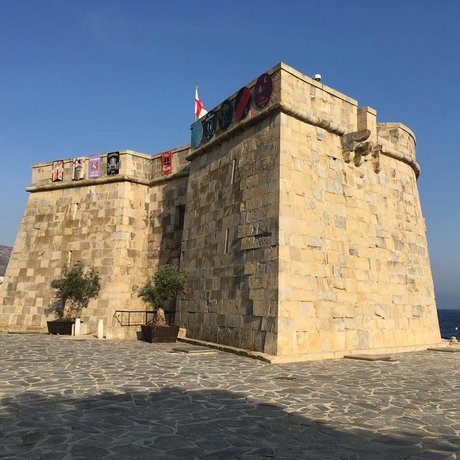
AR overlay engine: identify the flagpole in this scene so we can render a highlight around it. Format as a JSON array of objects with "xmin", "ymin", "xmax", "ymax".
[{"xmin": 195, "ymin": 83, "xmax": 198, "ymax": 121}]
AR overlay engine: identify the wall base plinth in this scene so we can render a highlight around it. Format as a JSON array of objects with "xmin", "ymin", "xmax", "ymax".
[
  {"xmin": 178, "ymin": 336, "xmax": 444, "ymax": 364},
  {"xmin": 0, "ymin": 325, "xmax": 47, "ymax": 333}
]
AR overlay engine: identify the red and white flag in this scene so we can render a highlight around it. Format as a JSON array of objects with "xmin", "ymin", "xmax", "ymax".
[{"xmin": 195, "ymin": 85, "xmax": 207, "ymax": 120}]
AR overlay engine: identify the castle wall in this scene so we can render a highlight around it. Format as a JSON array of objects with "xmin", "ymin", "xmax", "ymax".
[
  {"xmin": 277, "ymin": 68, "xmax": 440, "ymax": 357},
  {"xmin": 147, "ymin": 148, "xmax": 189, "ymax": 272},
  {"xmin": 0, "ymin": 149, "xmax": 189, "ymax": 332},
  {"xmin": 177, "ymin": 117, "xmax": 281, "ymax": 352},
  {"xmin": 178, "ymin": 69, "xmax": 282, "ymax": 353},
  {"xmin": 180, "ymin": 63, "xmax": 440, "ymax": 358},
  {"xmin": 1, "ymin": 62, "xmax": 441, "ymax": 359}
]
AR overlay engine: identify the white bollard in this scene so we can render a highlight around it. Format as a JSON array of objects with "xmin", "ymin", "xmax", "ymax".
[
  {"xmin": 74, "ymin": 318, "xmax": 81, "ymax": 336},
  {"xmin": 97, "ymin": 319, "xmax": 104, "ymax": 339}
]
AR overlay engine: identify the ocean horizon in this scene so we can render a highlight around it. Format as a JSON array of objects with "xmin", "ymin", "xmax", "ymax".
[{"xmin": 437, "ymin": 308, "xmax": 460, "ymax": 339}]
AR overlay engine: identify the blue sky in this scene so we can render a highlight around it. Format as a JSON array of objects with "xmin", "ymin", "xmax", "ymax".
[{"xmin": 1, "ymin": 0, "xmax": 459, "ymax": 308}]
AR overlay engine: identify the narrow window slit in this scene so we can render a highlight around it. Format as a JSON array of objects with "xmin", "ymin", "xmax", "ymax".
[
  {"xmin": 231, "ymin": 158, "xmax": 238, "ymax": 184},
  {"xmin": 224, "ymin": 228, "xmax": 230, "ymax": 254}
]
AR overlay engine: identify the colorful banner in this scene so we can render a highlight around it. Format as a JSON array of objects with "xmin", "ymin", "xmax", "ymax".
[
  {"xmin": 254, "ymin": 73, "xmax": 273, "ymax": 109},
  {"xmin": 235, "ymin": 86, "xmax": 251, "ymax": 121},
  {"xmin": 162, "ymin": 151, "xmax": 172, "ymax": 175},
  {"xmin": 191, "ymin": 120, "xmax": 203, "ymax": 148},
  {"xmin": 88, "ymin": 155, "xmax": 101, "ymax": 178},
  {"xmin": 203, "ymin": 112, "xmax": 216, "ymax": 140},
  {"xmin": 107, "ymin": 152, "xmax": 120, "ymax": 176},
  {"xmin": 51, "ymin": 160, "xmax": 64, "ymax": 182},
  {"xmin": 72, "ymin": 158, "xmax": 85, "ymax": 180},
  {"xmin": 218, "ymin": 99, "xmax": 233, "ymax": 131}
]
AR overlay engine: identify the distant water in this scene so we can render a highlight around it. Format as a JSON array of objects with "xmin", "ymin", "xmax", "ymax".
[{"xmin": 437, "ymin": 309, "xmax": 460, "ymax": 339}]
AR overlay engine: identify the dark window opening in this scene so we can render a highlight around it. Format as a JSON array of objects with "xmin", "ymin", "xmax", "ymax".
[{"xmin": 175, "ymin": 205, "xmax": 186, "ymax": 230}]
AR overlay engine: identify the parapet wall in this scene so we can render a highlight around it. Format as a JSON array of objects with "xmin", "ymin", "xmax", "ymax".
[{"xmin": 279, "ymin": 64, "xmax": 357, "ymax": 135}]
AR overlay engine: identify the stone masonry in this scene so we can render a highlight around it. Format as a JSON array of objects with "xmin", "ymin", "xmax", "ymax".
[
  {"xmin": 0, "ymin": 147, "xmax": 189, "ymax": 337},
  {"xmin": 0, "ymin": 63, "xmax": 441, "ymax": 361}
]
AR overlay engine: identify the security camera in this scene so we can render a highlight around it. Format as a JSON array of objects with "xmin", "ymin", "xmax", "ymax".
[{"xmin": 313, "ymin": 74, "xmax": 322, "ymax": 82}]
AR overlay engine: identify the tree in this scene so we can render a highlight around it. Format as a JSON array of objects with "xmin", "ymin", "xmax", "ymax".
[
  {"xmin": 138, "ymin": 265, "xmax": 187, "ymax": 326},
  {"xmin": 50, "ymin": 261, "xmax": 101, "ymax": 319}
]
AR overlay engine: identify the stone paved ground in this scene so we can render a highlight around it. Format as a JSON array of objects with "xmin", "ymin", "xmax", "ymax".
[{"xmin": 0, "ymin": 334, "xmax": 458, "ymax": 459}]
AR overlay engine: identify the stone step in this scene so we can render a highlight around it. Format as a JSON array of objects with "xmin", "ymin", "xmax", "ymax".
[{"xmin": 106, "ymin": 325, "xmax": 141, "ymax": 341}]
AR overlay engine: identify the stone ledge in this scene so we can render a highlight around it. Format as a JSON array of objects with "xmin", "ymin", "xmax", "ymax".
[
  {"xmin": 427, "ymin": 346, "xmax": 460, "ymax": 353},
  {"xmin": 0, "ymin": 325, "xmax": 47, "ymax": 333},
  {"xmin": 380, "ymin": 142, "xmax": 420, "ymax": 178},
  {"xmin": 178, "ymin": 336, "xmax": 445, "ymax": 364},
  {"xmin": 344, "ymin": 354, "xmax": 398, "ymax": 362},
  {"xmin": 26, "ymin": 168, "xmax": 189, "ymax": 193}
]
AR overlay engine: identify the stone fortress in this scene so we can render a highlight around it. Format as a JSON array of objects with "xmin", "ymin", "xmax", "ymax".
[{"xmin": 0, "ymin": 63, "xmax": 441, "ymax": 361}]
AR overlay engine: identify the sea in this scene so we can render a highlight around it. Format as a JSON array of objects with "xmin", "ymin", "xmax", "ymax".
[{"xmin": 437, "ymin": 309, "xmax": 460, "ymax": 339}]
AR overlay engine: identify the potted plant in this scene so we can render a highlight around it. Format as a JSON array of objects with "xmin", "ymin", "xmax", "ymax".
[
  {"xmin": 138, "ymin": 265, "xmax": 187, "ymax": 343},
  {"xmin": 47, "ymin": 261, "xmax": 101, "ymax": 335}
]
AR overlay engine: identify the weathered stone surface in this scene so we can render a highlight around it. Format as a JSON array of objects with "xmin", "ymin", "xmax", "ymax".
[
  {"xmin": 0, "ymin": 148, "xmax": 189, "ymax": 335},
  {"xmin": 182, "ymin": 63, "xmax": 439, "ymax": 358}
]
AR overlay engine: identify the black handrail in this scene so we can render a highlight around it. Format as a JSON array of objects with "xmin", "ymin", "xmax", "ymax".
[
  {"xmin": 113, "ymin": 309, "xmax": 175, "ymax": 326},
  {"xmin": 113, "ymin": 310, "xmax": 155, "ymax": 327}
]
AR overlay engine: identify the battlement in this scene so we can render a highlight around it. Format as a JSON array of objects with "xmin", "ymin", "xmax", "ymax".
[
  {"xmin": 28, "ymin": 146, "xmax": 190, "ymax": 191},
  {"xmin": 189, "ymin": 63, "xmax": 357, "ymax": 158}
]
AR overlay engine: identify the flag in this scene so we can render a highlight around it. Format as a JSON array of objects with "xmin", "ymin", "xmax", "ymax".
[{"xmin": 195, "ymin": 85, "xmax": 207, "ymax": 120}]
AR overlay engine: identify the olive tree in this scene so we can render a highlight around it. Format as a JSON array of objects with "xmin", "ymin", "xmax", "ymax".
[
  {"xmin": 138, "ymin": 265, "xmax": 187, "ymax": 326},
  {"xmin": 50, "ymin": 261, "xmax": 101, "ymax": 319}
]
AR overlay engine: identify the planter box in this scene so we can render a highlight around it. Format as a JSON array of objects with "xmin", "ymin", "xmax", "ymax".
[
  {"xmin": 47, "ymin": 320, "xmax": 75, "ymax": 335},
  {"xmin": 141, "ymin": 324, "xmax": 180, "ymax": 343}
]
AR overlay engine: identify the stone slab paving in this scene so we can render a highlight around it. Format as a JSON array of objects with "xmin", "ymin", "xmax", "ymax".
[{"xmin": 0, "ymin": 334, "xmax": 458, "ymax": 459}]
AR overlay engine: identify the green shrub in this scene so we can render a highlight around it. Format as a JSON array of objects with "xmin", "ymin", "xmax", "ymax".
[
  {"xmin": 50, "ymin": 261, "xmax": 101, "ymax": 319},
  {"xmin": 138, "ymin": 265, "xmax": 187, "ymax": 325}
]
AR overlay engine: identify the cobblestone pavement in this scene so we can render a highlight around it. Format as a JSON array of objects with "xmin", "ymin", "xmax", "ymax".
[{"xmin": 0, "ymin": 334, "xmax": 458, "ymax": 459}]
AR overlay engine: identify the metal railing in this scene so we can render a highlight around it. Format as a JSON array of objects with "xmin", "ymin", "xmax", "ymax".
[
  {"xmin": 113, "ymin": 310, "xmax": 154, "ymax": 327},
  {"xmin": 113, "ymin": 310, "xmax": 175, "ymax": 326}
]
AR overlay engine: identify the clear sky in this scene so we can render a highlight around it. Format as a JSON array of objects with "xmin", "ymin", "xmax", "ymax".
[{"xmin": 1, "ymin": 0, "xmax": 459, "ymax": 308}]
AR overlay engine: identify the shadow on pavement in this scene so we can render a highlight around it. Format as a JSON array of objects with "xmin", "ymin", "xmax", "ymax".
[{"xmin": 0, "ymin": 387, "xmax": 458, "ymax": 459}]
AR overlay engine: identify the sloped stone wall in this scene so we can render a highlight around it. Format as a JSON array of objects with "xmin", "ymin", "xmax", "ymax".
[
  {"xmin": 178, "ymin": 114, "xmax": 280, "ymax": 353},
  {"xmin": 277, "ymin": 68, "xmax": 440, "ymax": 357}
]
